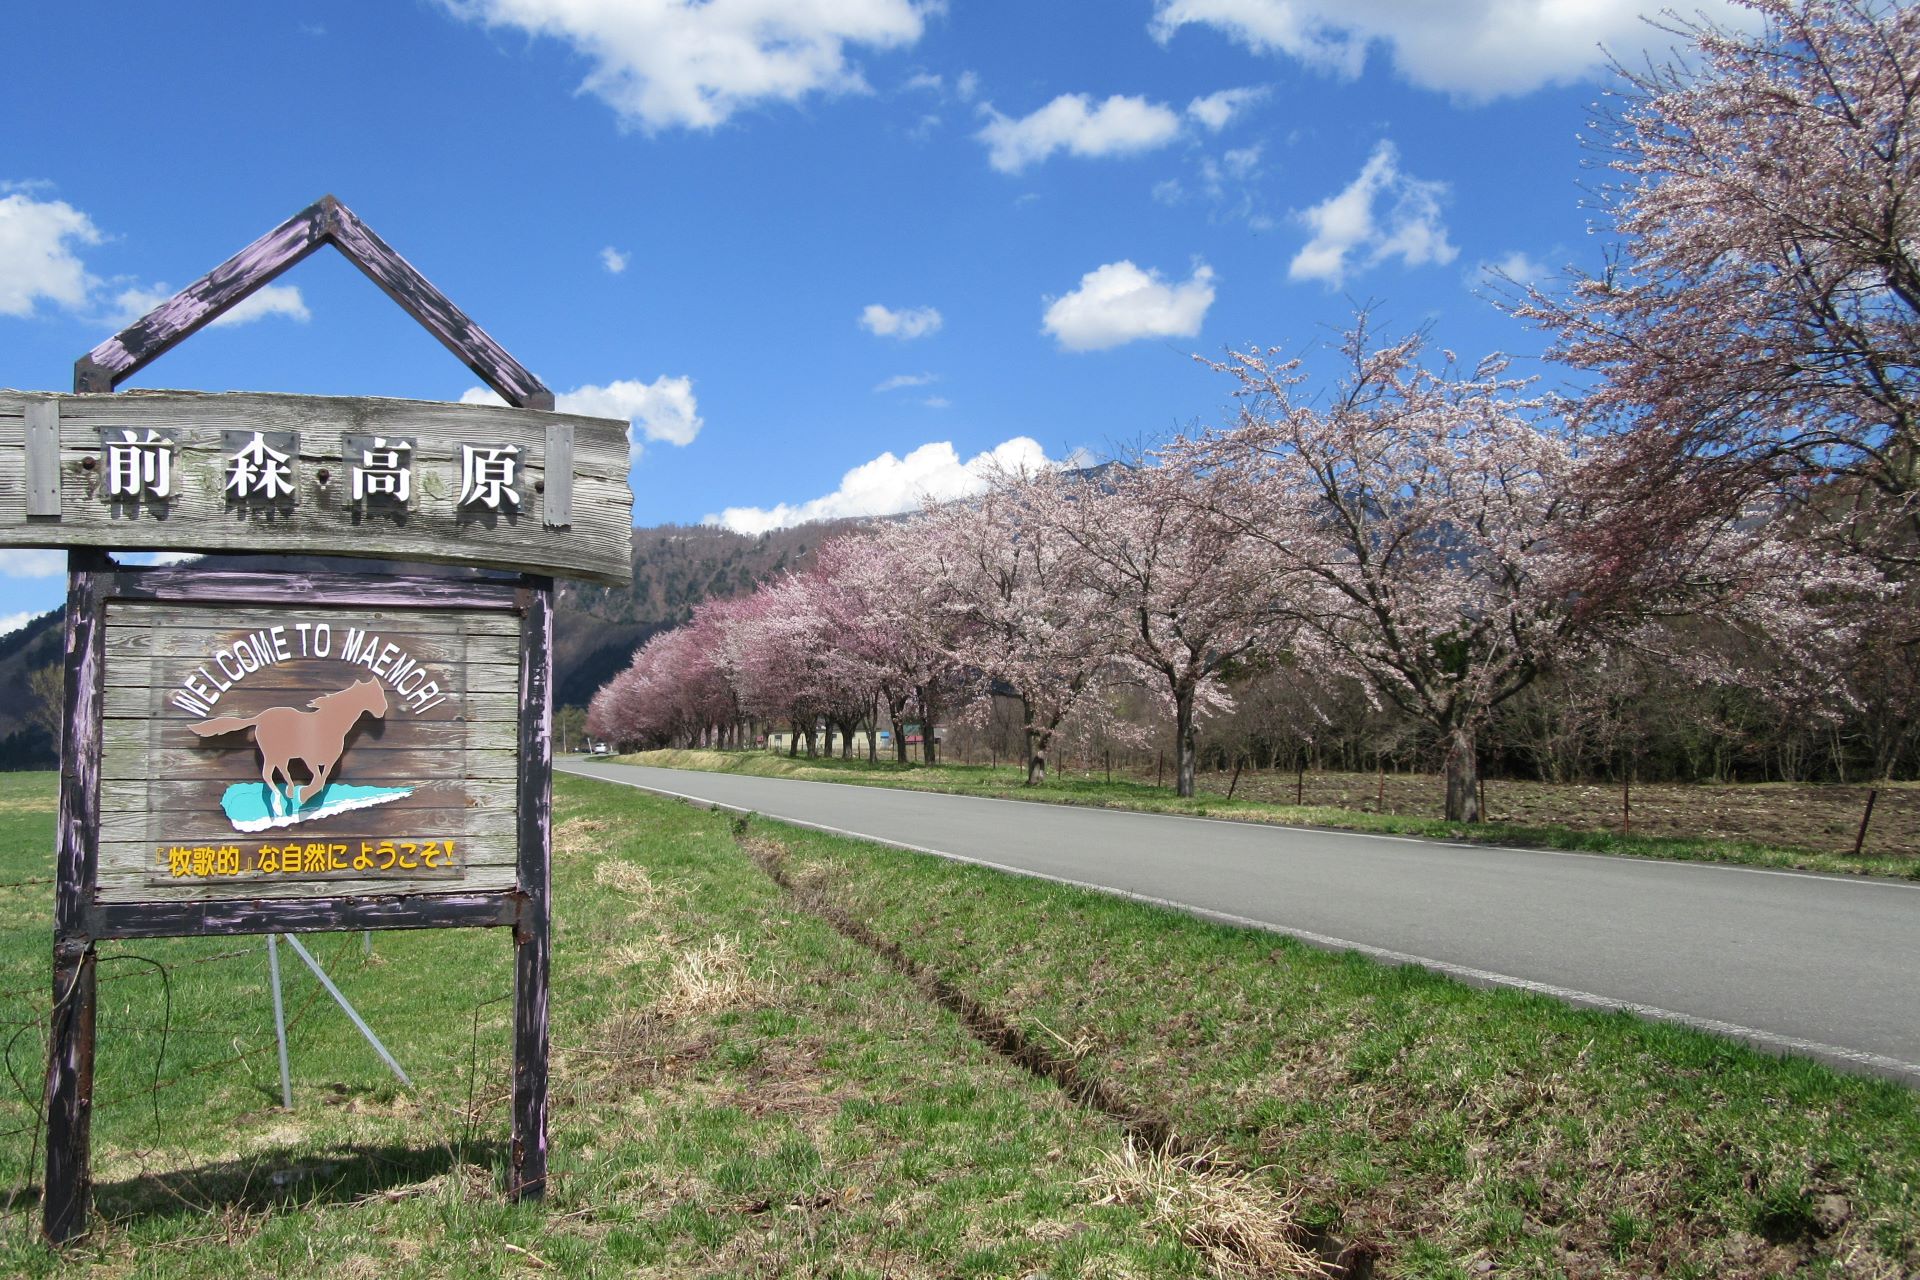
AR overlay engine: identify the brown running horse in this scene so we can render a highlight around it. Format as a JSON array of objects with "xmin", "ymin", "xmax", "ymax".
[{"xmin": 189, "ymin": 678, "xmax": 390, "ymax": 815}]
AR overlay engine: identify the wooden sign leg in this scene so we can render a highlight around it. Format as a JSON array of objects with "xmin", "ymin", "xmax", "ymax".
[
  {"xmin": 43, "ymin": 940, "xmax": 96, "ymax": 1243},
  {"xmin": 509, "ymin": 577, "xmax": 553, "ymax": 1200},
  {"xmin": 45, "ymin": 551, "xmax": 107, "ymax": 1244}
]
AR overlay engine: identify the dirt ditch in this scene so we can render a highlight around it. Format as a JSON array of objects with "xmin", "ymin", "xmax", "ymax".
[{"xmin": 732, "ymin": 818, "xmax": 1379, "ymax": 1279}]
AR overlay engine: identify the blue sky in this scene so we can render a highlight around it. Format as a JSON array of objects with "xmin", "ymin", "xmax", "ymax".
[{"xmin": 0, "ymin": 0, "xmax": 1747, "ymax": 630}]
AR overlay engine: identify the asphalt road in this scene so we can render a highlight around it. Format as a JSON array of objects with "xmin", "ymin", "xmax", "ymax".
[{"xmin": 560, "ymin": 758, "xmax": 1920, "ymax": 1084}]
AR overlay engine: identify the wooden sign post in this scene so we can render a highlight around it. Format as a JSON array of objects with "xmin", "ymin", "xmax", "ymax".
[{"xmin": 0, "ymin": 196, "xmax": 634, "ymax": 1243}]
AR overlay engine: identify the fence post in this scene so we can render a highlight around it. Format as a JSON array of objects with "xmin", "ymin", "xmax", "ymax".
[{"xmin": 1852, "ymin": 788, "xmax": 1880, "ymax": 857}]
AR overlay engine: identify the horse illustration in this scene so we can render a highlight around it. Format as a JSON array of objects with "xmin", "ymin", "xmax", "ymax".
[{"xmin": 189, "ymin": 678, "xmax": 389, "ymax": 816}]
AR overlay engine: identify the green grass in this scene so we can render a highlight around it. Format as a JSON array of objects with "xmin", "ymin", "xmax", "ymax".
[
  {"xmin": 2, "ymin": 767, "xmax": 1916, "ymax": 1276},
  {"xmin": 749, "ymin": 803, "xmax": 1920, "ymax": 1278},
  {"xmin": 0, "ymin": 771, "xmax": 1200, "ymax": 1277},
  {"xmin": 616, "ymin": 747, "xmax": 1920, "ymax": 880}
]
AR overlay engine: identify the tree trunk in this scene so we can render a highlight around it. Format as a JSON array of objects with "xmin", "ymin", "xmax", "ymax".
[
  {"xmin": 804, "ymin": 723, "xmax": 818, "ymax": 758},
  {"xmin": 1443, "ymin": 724, "xmax": 1481, "ymax": 822},
  {"xmin": 892, "ymin": 695, "xmax": 910, "ymax": 763},
  {"xmin": 1022, "ymin": 698, "xmax": 1047, "ymax": 786},
  {"xmin": 788, "ymin": 719, "xmax": 800, "ymax": 758},
  {"xmin": 1175, "ymin": 692, "xmax": 1197, "ymax": 798},
  {"xmin": 919, "ymin": 685, "xmax": 939, "ymax": 765}
]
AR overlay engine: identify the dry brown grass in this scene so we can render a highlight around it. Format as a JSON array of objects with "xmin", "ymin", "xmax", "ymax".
[
  {"xmin": 555, "ymin": 816, "xmax": 612, "ymax": 857},
  {"xmin": 1196, "ymin": 767, "xmax": 1920, "ymax": 858},
  {"xmin": 652, "ymin": 934, "xmax": 768, "ymax": 1019},
  {"xmin": 1083, "ymin": 1139, "xmax": 1327, "ymax": 1278}
]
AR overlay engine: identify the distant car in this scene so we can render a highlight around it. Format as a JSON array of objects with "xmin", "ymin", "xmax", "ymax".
[{"xmin": 592, "ymin": 744, "xmax": 610, "ymax": 755}]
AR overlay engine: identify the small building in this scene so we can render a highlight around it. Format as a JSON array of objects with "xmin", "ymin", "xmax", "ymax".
[{"xmin": 765, "ymin": 727, "xmax": 895, "ymax": 754}]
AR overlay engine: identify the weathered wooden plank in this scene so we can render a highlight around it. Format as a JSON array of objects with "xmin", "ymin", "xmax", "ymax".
[
  {"xmin": 510, "ymin": 577, "xmax": 553, "ymax": 1201},
  {"xmin": 106, "ymin": 568, "xmax": 530, "ymax": 610},
  {"xmin": 43, "ymin": 940, "xmax": 94, "ymax": 1244},
  {"xmin": 73, "ymin": 195, "xmax": 554, "ymax": 413},
  {"xmin": 108, "ymin": 610, "xmax": 522, "ymax": 645},
  {"xmin": 45, "ymin": 549, "xmax": 108, "ymax": 1245},
  {"xmin": 87, "ymin": 889, "xmax": 520, "ymax": 940},
  {"xmin": 106, "ymin": 600, "xmax": 521, "ymax": 628},
  {"xmin": 25, "ymin": 402, "xmax": 61, "ymax": 517},
  {"xmin": 99, "ymin": 745, "xmax": 519, "ymax": 782},
  {"xmin": 101, "ymin": 717, "xmax": 516, "ymax": 756},
  {"xmin": 105, "ymin": 662, "xmax": 521, "ymax": 694},
  {"xmin": 99, "ymin": 803, "xmax": 511, "ymax": 847},
  {"xmin": 50, "ymin": 395, "xmax": 623, "ymax": 477},
  {"xmin": 543, "ymin": 421, "xmax": 573, "ymax": 529},
  {"xmin": 98, "ymin": 828, "xmax": 516, "ymax": 864},
  {"xmin": 75, "ymin": 203, "xmax": 322, "ymax": 394},
  {"xmin": 97, "ymin": 865, "xmax": 517, "ymax": 903},
  {"xmin": 101, "ymin": 684, "xmax": 520, "ymax": 722},
  {"xmin": 0, "ymin": 391, "xmax": 632, "ymax": 585},
  {"xmin": 102, "ymin": 774, "xmax": 514, "ymax": 810}
]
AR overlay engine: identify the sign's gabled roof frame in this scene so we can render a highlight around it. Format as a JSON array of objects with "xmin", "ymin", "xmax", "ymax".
[{"xmin": 73, "ymin": 194, "xmax": 555, "ymax": 410}]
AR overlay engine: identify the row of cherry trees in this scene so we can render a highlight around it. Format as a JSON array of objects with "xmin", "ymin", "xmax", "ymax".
[
  {"xmin": 591, "ymin": 0, "xmax": 1913, "ymax": 820},
  {"xmin": 590, "ymin": 314, "xmax": 1873, "ymax": 818}
]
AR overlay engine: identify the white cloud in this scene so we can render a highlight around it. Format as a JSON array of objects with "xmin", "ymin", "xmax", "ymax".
[
  {"xmin": 860, "ymin": 303, "xmax": 942, "ymax": 340},
  {"xmin": 1289, "ymin": 140, "xmax": 1455, "ymax": 286},
  {"xmin": 213, "ymin": 285, "xmax": 309, "ymax": 327},
  {"xmin": 1469, "ymin": 249, "xmax": 1551, "ymax": 289},
  {"xmin": 1186, "ymin": 85, "xmax": 1267, "ymax": 130},
  {"xmin": 874, "ymin": 371, "xmax": 938, "ymax": 392},
  {"xmin": 1042, "ymin": 260, "xmax": 1216, "ymax": 352},
  {"xmin": 0, "ymin": 549, "xmax": 67, "ymax": 578},
  {"xmin": 955, "ymin": 70, "xmax": 980, "ymax": 101},
  {"xmin": 1149, "ymin": 0, "xmax": 1753, "ymax": 99},
  {"xmin": 464, "ymin": 374, "xmax": 703, "ymax": 449},
  {"xmin": 0, "ymin": 192, "xmax": 102, "ymax": 317},
  {"xmin": 0, "ymin": 611, "xmax": 35, "ymax": 637},
  {"xmin": 922, "ymin": 396, "xmax": 951, "ymax": 408},
  {"xmin": 600, "ymin": 246, "xmax": 630, "ymax": 274},
  {"xmin": 440, "ymin": 0, "xmax": 928, "ymax": 131},
  {"xmin": 977, "ymin": 94, "xmax": 1183, "ymax": 173},
  {"xmin": 707, "ymin": 436, "xmax": 1072, "ymax": 534},
  {"xmin": 0, "ymin": 191, "xmax": 309, "ymax": 329}
]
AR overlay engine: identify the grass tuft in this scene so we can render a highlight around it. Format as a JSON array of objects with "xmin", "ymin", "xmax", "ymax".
[
  {"xmin": 651, "ymin": 934, "xmax": 767, "ymax": 1020},
  {"xmin": 1084, "ymin": 1140, "xmax": 1328, "ymax": 1278}
]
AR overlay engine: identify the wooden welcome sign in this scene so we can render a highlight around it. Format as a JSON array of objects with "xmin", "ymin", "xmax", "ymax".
[{"xmin": 0, "ymin": 196, "xmax": 634, "ymax": 1243}]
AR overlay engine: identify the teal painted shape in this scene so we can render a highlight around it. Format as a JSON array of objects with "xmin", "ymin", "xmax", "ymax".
[{"xmin": 218, "ymin": 781, "xmax": 414, "ymax": 833}]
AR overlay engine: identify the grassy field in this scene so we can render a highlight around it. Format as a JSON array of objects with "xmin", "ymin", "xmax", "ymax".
[
  {"xmin": 615, "ymin": 748, "xmax": 1920, "ymax": 879},
  {"xmin": 0, "ymin": 769, "xmax": 1916, "ymax": 1276}
]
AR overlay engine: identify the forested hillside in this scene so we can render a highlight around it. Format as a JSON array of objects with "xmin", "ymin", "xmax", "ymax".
[{"xmin": 0, "ymin": 521, "xmax": 846, "ymax": 769}]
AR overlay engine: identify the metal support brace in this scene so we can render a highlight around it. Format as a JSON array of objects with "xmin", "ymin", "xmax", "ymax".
[
  {"xmin": 267, "ymin": 935, "xmax": 292, "ymax": 1108},
  {"xmin": 268, "ymin": 933, "xmax": 413, "ymax": 1097}
]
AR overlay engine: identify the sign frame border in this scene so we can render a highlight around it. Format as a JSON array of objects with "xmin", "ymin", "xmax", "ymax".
[{"xmin": 42, "ymin": 557, "xmax": 554, "ymax": 1240}]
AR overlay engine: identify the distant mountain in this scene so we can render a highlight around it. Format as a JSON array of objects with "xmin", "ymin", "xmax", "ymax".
[{"xmin": 0, "ymin": 520, "xmax": 853, "ymax": 769}]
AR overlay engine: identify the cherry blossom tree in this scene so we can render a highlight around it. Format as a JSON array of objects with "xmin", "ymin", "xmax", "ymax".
[
  {"xmin": 1028, "ymin": 460, "xmax": 1284, "ymax": 798},
  {"xmin": 1177, "ymin": 316, "xmax": 1880, "ymax": 821},
  {"xmin": 1518, "ymin": 0, "xmax": 1920, "ymax": 573},
  {"xmin": 815, "ymin": 526, "xmax": 971, "ymax": 764},
  {"xmin": 916, "ymin": 470, "xmax": 1129, "ymax": 785}
]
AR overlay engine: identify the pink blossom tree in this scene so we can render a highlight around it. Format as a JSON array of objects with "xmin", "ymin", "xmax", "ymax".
[
  {"xmin": 1029, "ymin": 460, "xmax": 1284, "ymax": 798},
  {"xmin": 1517, "ymin": 0, "xmax": 1920, "ymax": 574},
  {"xmin": 916, "ymin": 470, "xmax": 1129, "ymax": 785},
  {"xmin": 716, "ymin": 579, "xmax": 832, "ymax": 755},
  {"xmin": 814, "ymin": 527, "xmax": 971, "ymax": 765},
  {"xmin": 1177, "ymin": 316, "xmax": 1880, "ymax": 821}
]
